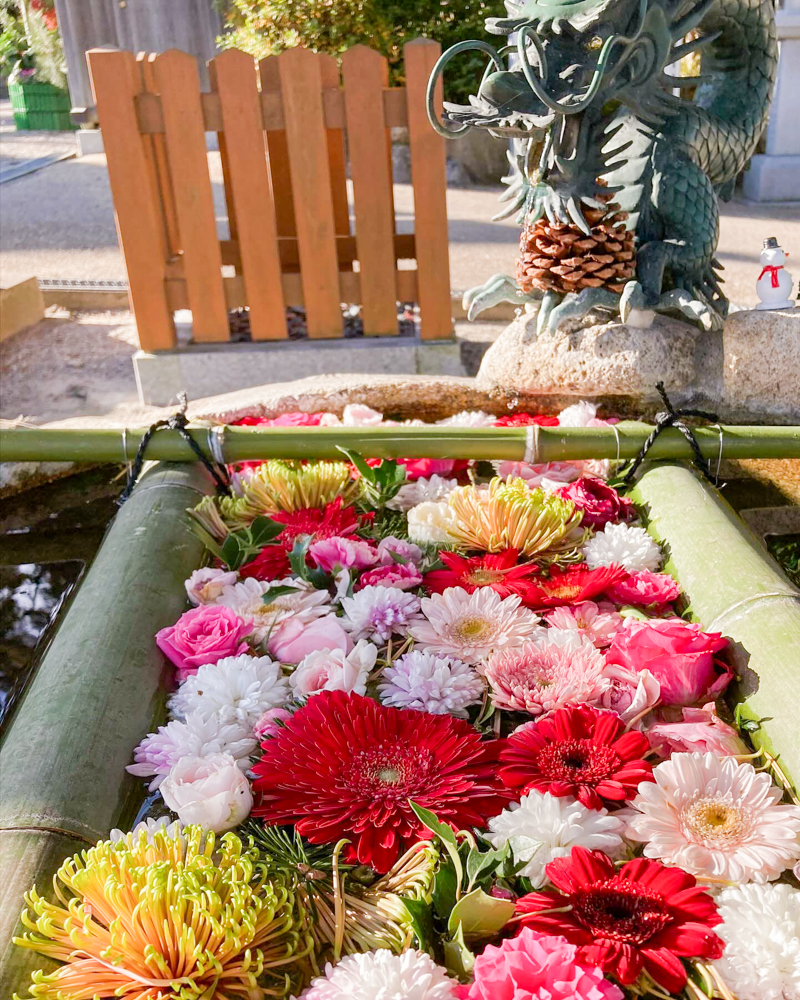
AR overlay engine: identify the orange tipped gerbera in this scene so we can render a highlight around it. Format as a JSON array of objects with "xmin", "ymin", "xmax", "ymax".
[
  {"xmin": 519, "ymin": 564, "xmax": 627, "ymax": 610},
  {"xmin": 423, "ymin": 549, "xmax": 540, "ymax": 600}
]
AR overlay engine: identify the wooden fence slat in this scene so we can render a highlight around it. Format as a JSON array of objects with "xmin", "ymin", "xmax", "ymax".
[
  {"xmin": 153, "ymin": 49, "xmax": 228, "ymax": 342},
  {"xmin": 258, "ymin": 56, "xmax": 296, "ymax": 240},
  {"xmin": 209, "ymin": 50, "xmax": 287, "ymax": 340},
  {"xmin": 138, "ymin": 53, "xmax": 181, "ymax": 258},
  {"xmin": 278, "ymin": 48, "xmax": 342, "ymax": 338},
  {"xmin": 342, "ymin": 46, "xmax": 397, "ymax": 335},
  {"xmin": 320, "ymin": 54, "xmax": 350, "ymax": 238},
  {"xmin": 86, "ymin": 48, "xmax": 175, "ymax": 351},
  {"xmin": 404, "ymin": 39, "xmax": 453, "ymax": 339}
]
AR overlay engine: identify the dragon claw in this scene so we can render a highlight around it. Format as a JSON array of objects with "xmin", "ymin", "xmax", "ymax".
[
  {"xmin": 619, "ymin": 281, "xmax": 656, "ymax": 327},
  {"xmin": 462, "ymin": 274, "xmax": 540, "ymax": 321}
]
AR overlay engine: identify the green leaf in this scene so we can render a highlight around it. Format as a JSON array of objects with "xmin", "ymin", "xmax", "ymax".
[
  {"xmin": 432, "ymin": 860, "xmax": 459, "ymax": 923},
  {"xmin": 401, "ymin": 897, "xmax": 434, "ymax": 954},
  {"xmin": 288, "ymin": 537, "xmax": 312, "ymax": 580},
  {"xmin": 261, "ymin": 585, "xmax": 300, "ymax": 604},
  {"xmin": 410, "ymin": 800, "xmax": 464, "ymax": 899},
  {"xmin": 249, "ymin": 515, "xmax": 284, "ymax": 546},
  {"xmin": 220, "ymin": 533, "xmax": 244, "ymax": 570},
  {"xmin": 336, "ymin": 446, "xmax": 376, "ymax": 483},
  {"xmin": 447, "ymin": 887, "xmax": 515, "ymax": 940},
  {"xmin": 465, "ymin": 842, "xmax": 512, "ymax": 892},
  {"xmin": 442, "ymin": 923, "xmax": 475, "ymax": 978}
]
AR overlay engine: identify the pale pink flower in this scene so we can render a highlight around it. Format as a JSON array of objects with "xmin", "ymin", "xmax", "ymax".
[
  {"xmin": 160, "ymin": 753, "xmax": 252, "ymax": 832},
  {"xmin": 377, "ymin": 535, "xmax": 423, "ymax": 566},
  {"xmin": 309, "ymin": 535, "xmax": 378, "ymax": 573},
  {"xmin": 185, "ymin": 567, "xmax": 238, "ymax": 605},
  {"xmin": 340, "ymin": 403, "xmax": 384, "ymax": 426},
  {"xmin": 494, "ymin": 460, "xmax": 581, "ymax": 488},
  {"xmin": 290, "ymin": 640, "xmax": 378, "ymax": 700},
  {"xmin": 645, "ymin": 703, "xmax": 749, "ymax": 757},
  {"xmin": 254, "ymin": 707, "xmax": 292, "ymax": 739},
  {"xmin": 357, "ymin": 562, "xmax": 423, "ymax": 590},
  {"xmin": 267, "ymin": 614, "xmax": 351, "ymax": 663},
  {"xmin": 485, "ymin": 641, "xmax": 609, "ymax": 715},
  {"xmin": 545, "ymin": 600, "xmax": 624, "ymax": 648},
  {"xmin": 597, "ymin": 662, "xmax": 661, "ymax": 725},
  {"xmin": 216, "ymin": 576, "xmax": 331, "ymax": 644}
]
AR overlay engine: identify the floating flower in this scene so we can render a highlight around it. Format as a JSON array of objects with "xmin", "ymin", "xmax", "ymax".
[
  {"xmin": 494, "ymin": 413, "xmax": 560, "ymax": 427},
  {"xmin": 127, "ymin": 712, "xmax": 256, "ymax": 789},
  {"xmin": 268, "ymin": 614, "xmax": 351, "ymax": 663},
  {"xmin": 406, "ymin": 500, "xmax": 460, "ymax": 545},
  {"xmin": 401, "ymin": 457, "xmax": 469, "ymax": 481},
  {"xmin": 486, "ymin": 790, "xmax": 625, "ymax": 888},
  {"xmin": 185, "ymin": 566, "xmax": 238, "ymax": 605},
  {"xmin": 254, "ymin": 706, "xmax": 292, "ymax": 739},
  {"xmin": 252, "ymin": 690, "xmax": 510, "ymax": 872},
  {"xmin": 437, "ymin": 410, "xmax": 497, "ymax": 427},
  {"xmin": 462, "ymin": 927, "xmax": 624, "ymax": 1000},
  {"xmin": 583, "ymin": 522, "xmax": 663, "ymax": 573},
  {"xmin": 217, "ymin": 576, "xmax": 331, "ymax": 644},
  {"xmin": 606, "ymin": 617, "xmax": 730, "ymax": 706},
  {"xmin": 557, "ymin": 401, "xmax": 607, "ymax": 426},
  {"xmin": 410, "ymin": 587, "xmax": 541, "ymax": 665},
  {"xmin": 161, "ymin": 752, "xmax": 253, "ymax": 832},
  {"xmin": 596, "ymin": 663, "xmax": 661, "ymax": 725},
  {"xmin": 109, "ymin": 815, "xmax": 183, "ymax": 845},
  {"xmin": 13, "ymin": 826, "xmax": 309, "ymax": 1000},
  {"xmin": 340, "ymin": 403, "xmax": 384, "ymax": 426},
  {"xmin": 340, "ymin": 586, "xmax": 422, "ymax": 642},
  {"xmin": 297, "ymin": 949, "xmax": 459, "ymax": 1000},
  {"xmin": 499, "ymin": 704, "xmax": 653, "ymax": 809},
  {"xmin": 448, "ymin": 478, "xmax": 586, "ymax": 559},
  {"xmin": 423, "ymin": 548, "xmax": 542, "ymax": 601},
  {"xmin": 377, "ymin": 535, "xmax": 423, "ymax": 565},
  {"xmin": 521, "ymin": 565, "xmax": 627, "ymax": 610},
  {"xmin": 644, "ymin": 702, "xmax": 749, "ymax": 756},
  {"xmin": 387, "ymin": 474, "xmax": 458, "ymax": 512},
  {"xmin": 545, "ymin": 601, "xmax": 624, "ymax": 648},
  {"xmin": 556, "ymin": 477, "xmax": 635, "ymax": 528},
  {"xmin": 358, "ymin": 561, "xmax": 424, "ymax": 590},
  {"xmin": 156, "ymin": 604, "xmax": 252, "ymax": 682},
  {"xmin": 290, "ymin": 639, "xmax": 378, "ymax": 700},
  {"xmin": 309, "ymin": 535, "xmax": 378, "ymax": 573},
  {"xmin": 169, "ymin": 653, "xmax": 289, "ymax": 729},
  {"xmin": 712, "ymin": 883, "xmax": 800, "ymax": 1000},
  {"xmin": 493, "ymin": 460, "xmax": 582, "ymax": 489},
  {"xmin": 515, "ymin": 847, "xmax": 724, "ymax": 992},
  {"xmin": 378, "ymin": 650, "xmax": 484, "ymax": 718},
  {"xmin": 604, "ymin": 570, "xmax": 681, "ymax": 610},
  {"xmin": 626, "ymin": 752, "xmax": 800, "ymax": 883},
  {"xmin": 485, "ymin": 642, "xmax": 609, "ymax": 716}
]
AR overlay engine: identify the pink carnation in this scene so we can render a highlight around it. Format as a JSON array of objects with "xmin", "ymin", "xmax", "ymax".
[
  {"xmin": 545, "ymin": 601, "xmax": 624, "ymax": 648},
  {"xmin": 266, "ymin": 614, "xmax": 351, "ymax": 663},
  {"xmin": 156, "ymin": 605, "xmax": 251, "ymax": 682},
  {"xmin": 605, "ymin": 571, "xmax": 681, "ymax": 611},
  {"xmin": 495, "ymin": 459, "xmax": 581, "ymax": 488},
  {"xmin": 645, "ymin": 703, "xmax": 749, "ymax": 757},
  {"xmin": 597, "ymin": 663, "xmax": 661, "ymax": 726},
  {"xmin": 460, "ymin": 927, "xmax": 623, "ymax": 1000},
  {"xmin": 254, "ymin": 707, "xmax": 292, "ymax": 739},
  {"xmin": 357, "ymin": 562, "xmax": 423, "ymax": 590},
  {"xmin": 556, "ymin": 477, "xmax": 635, "ymax": 528},
  {"xmin": 400, "ymin": 457, "xmax": 469, "ymax": 481},
  {"xmin": 308, "ymin": 535, "xmax": 378, "ymax": 573},
  {"xmin": 377, "ymin": 535, "xmax": 423, "ymax": 566}
]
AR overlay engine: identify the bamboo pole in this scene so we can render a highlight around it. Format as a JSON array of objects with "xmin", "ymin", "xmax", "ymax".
[
  {"xmin": 0, "ymin": 462, "xmax": 213, "ymax": 988},
  {"xmin": 1, "ymin": 423, "xmax": 799, "ymax": 464},
  {"xmin": 630, "ymin": 463, "xmax": 800, "ymax": 794}
]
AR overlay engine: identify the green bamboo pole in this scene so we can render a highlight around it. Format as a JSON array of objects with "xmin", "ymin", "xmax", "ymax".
[
  {"xmin": 0, "ymin": 462, "xmax": 213, "ymax": 990},
  {"xmin": 1, "ymin": 422, "xmax": 799, "ymax": 463},
  {"xmin": 630, "ymin": 463, "xmax": 800, "ymax": 794}
]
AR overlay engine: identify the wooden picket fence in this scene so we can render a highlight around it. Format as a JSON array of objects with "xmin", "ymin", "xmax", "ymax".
[{"xmin": 86, "ymin": 41, "xmax": 452, "ymax": 351}]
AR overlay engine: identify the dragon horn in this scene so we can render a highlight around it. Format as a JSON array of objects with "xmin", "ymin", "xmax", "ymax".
[
  {"xmin": 670, "ymin": 0, "xmax": 717, "ymax": 40},
  {"xmin": 665, "ymin": 29, "xmax": 722, "ymax": 65}
]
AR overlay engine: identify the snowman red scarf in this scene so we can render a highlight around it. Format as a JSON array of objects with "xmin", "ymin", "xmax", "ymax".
[{"xmin": 758, "ymin": 264, "xmax": 784, "ymax": 288}]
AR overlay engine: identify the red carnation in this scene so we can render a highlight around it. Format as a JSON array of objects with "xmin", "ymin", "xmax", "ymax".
[
  {"xmin": 494, "ymin": 413, "xmax": 560, "ymax": 427},
  {"xmin": 519, "ymin": 564, "xmax": 627, "ymax": 610},
  {"xmin": 423, "ymin": 549, "xmax": 540, "ymax": 600},
  {"xmin": 515, "ymin": 847, "xmax": 723, "ymax": 992},
  {"xmin": 556, "ymin": 477, "xmax": 635, "ymax": 528},
  {"xmin": 499, "ymin": 704, "xmax": 653, "ymax": 809},
  {"xmin": 252, "ymin": 690, "xmax": 511, "ymax": 872}
]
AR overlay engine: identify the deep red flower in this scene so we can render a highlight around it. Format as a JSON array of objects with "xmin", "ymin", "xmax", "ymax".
[
  {"xmin": 423, "ymin": 549, "xmax": 541, "ymax": 600},
  {"xmin": 499, "ymin": 704, "xmax": 653, "ymax": 809},
  {"xmin": 494, "ymin": 413, "xmax": 560, "ymax": 427},
  {"xmin": 556, "ymin": 477, "xmax": 636, "ymax": 528},
  {"xmin": 252, "ymin": 690, "xmax": 511, "ymax": 872},
  {"xmin": 514, "ymin": 847, "xmax": 723, "ymax": 992},
  {"xmin": 519, "ymin": 564, "xmax": 627, "ymax": 610},
  {"xmin": 231, "ymin": 413, "xmax": 328, "ymax": 471},
  {"xmin": 399, "ymin": 457, "xmax": 470, "ymax": 481}
]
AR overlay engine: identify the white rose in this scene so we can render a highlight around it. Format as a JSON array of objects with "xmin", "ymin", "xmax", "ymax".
[
  {"xmin": 341, "ymin": 403, "xmax": 384, "ymax": 426},
  {"xmin": 290, "ymin": 640, "xmax": 377, "ymax": 700},
  {"xmin": 406, "ymin": 501, "xmax": 459, "ymax": 545},
  {"xmin": 185, "ymin": 567, "xmax": 238, "ymax": 605},
  {"xmin": 160, "ymin": 753, "xmax": 252, "ymax": 832}
]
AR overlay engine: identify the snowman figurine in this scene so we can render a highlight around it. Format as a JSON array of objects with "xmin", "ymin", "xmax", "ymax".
[{"xmin": 756, "ymin": 236, "xmax": 794, "ymax": 310}]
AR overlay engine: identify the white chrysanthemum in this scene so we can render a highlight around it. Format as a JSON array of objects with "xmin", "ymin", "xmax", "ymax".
[
  {"xmin": 627, "ymin": 752, "xmax": 800, "ymax": 883},
  {"xmin": 713, "ymin": 883, "xmax": 800, "ymax": 1000},
  {"xmin": 387, "ymin": 475, "xmax": 458, "ymax": 513},
  {"xmin": 340, "ymin": 586, "xmax": 422, "ymax": 642},
  {"xmin": 557, "ymin": 401, "xmax": 600, "ymax": 426},
  {"xmin": 409, "ymin": 587, "xmax": 541, "ymax": 665},
  {"xmin": 534, "ymin": 625, "xmax": 596, "ymax": 653},
  {"xmin": 486, "ymin": 790, "xmax": 626, "ymax": 888},
  {"xmin": 405, "ymin": 500, "xmax": 460, "ymax": 545},
  {"xmin": 216, "ymin": 576, "xmax": 331, "ymax": 643},
  {"xmin": 379, "ymin": 650, "xmax": 485, "ymax": 718},
  {"xmin": 296, "ymin": 949, "xmax": 459, "ymax": 1000},
  {"xmin": 168, "ymin": 654, "xmax": 290, "ymax": 729},
  {"xmin": 436, "ymin": 410, "xmax": 497, "ymax": 427},
  {"xmin": 583, "ymin": 521, "xmax": 663, "ymax": 573},
  {"xmin": 126, "ymin": 712, "xmax": 256, "ymax": 789},
  {"xmin": 109, "ymin": 816, "xmax": 184, "ymax": 845}
]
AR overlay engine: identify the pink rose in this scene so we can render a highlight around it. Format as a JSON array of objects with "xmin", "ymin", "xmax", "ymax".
[
  {"xmin": 495, "ymin": 460, "xmax": 581, "ymax": 488},
  {"xmin": 605, "ymin": 570, "xmax": 681, "ymax": 611},
  {"xmin": 556, "ymin": 476, "xmax": 635, "ymax": 528},
  {"xmin": 400, "ymin": 457, "xmax": 469, "ymax": 481},
  {"xmin": 184, "ymin": 567, "xmax": 238, "ymax": 605},
  {"xmin": 341, "ymin": 403, "xmax": 384, "ymax": 426},
  {"xmin": 289, "ymin": 640, "xmax": 377, "ymax": 700},
  {"xmin": 156, "ymin": 605, "xmax": 251, "ymax": 682},
  {"xmin": 308, "ymin": 535, "xmax": 378, "ymax": 573},
  {"xmin": 357, "ymin": 562, "xmax": 423, "ymax": 591},
  {"xmin": 267, "ymin": 614, "xmax": 351, "ymax": 663},
  {"xmin": 159, "ymin": 753, "xmax": 252, "ymax": 832},
  {"xmin": 597, "ymin": 663, "xmax": 661, "ymax": 725},
  {"xmin": 606, "ymin": 618, "xmax": 730, "ymax": 707},
  {"xmin": 645, "ymin": 703, "xmax": 749, "ymax": 757},
  {"xmin": 254, "ymin": 707, "xmax": 292, "ymax": 739},
  {"xmin": 377, "ymin": 535, "xmax": 423, "ymax": 566}
]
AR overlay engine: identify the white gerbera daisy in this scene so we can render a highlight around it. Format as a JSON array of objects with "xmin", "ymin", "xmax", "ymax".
[
  {"xmin": 216, "ymin": 576, "xmax": 331, "ymax": 643},
  {"xmin": 406, "ymin": 500, "xmax": 460, "ymax": 545},
  {"xmin": 378, "ymin": 650, "xmax": 485, "ymax": 718},
  {"xmin": 627, "ymin": 752, "xmax": 800, "ymax": 883},
  {"xmin": 409, "ymin": 587, "xmax": 541, "ymax": 665},
  {"xmin": 583, "ymin": 522, "xmax": 662, "ymax": 573},
  {"xmin": 436, "ymin": 410, "xmax": 497, "ymax": 427},
  {"xmin": 168, "ymin": 654, "xmax": 289, "ymax": 729},
  {"xmin": 297, "ymin": 949, "xmax": 459, "ymax": 1000},
  {"xmin": 713, "ymin": 883, "xmax": 800, "ymax": 1000},
  {"xmin": 486, "ymin": 790, "xmax": 625, "ymax": 888},
  {"xmin": 339, "ymin": 586, "xmax": 422, "ymax": 642},
  {"xmin": 387, "ymin": 475, "xmax": 458, "ymax": 512}
]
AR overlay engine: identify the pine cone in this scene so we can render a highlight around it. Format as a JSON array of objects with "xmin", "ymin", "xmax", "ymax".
[{"xmin": 516, "ymin": 205, "xmax": 636, "ymax": 297}]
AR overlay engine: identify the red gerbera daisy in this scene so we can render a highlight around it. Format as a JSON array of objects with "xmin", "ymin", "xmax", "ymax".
[
  {"xmin": 499, "ymin": 704, "xmax": 653, "ymax": 809},
  {"xmin": 252, "ymin": 690, "xmax": 511, "ymax": 873},
  {"xmin": 515, "ymin": 847, "xmax": 724, "ymax": 992},
  {"xmin": 423, "ymin": 549, "xmax": 540, "ymax": 600},
  {"xmin": 494, "ymin": 413, "xmax": 560, "ymax": 427},
  {"xmin": 519, "ymin": 564, "xmax": 627, "ymax": 610}
]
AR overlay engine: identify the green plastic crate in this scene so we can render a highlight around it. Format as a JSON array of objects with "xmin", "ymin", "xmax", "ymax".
[{"xmin": 8, "ymin": 80, "xmax": 76, "ymax": 131}]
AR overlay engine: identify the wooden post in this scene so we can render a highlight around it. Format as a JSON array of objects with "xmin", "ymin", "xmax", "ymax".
[
  {"xmin": 86, "ymin": 48, "xmax": 175, "ymax": 351},
  {"xmin": 259, "ymin": 56, "xmax": 297, "ymax": 242},
  {"xmin": 404, "ymin": 38, "xmax": 453, "ymax": 340},
  {"xmin": 320, "ymin": 54, "xmax": 351, "ymax": 240},
  {"xmin": 138, "ymin": 52, "xmax": 181, "ymax": 257}
]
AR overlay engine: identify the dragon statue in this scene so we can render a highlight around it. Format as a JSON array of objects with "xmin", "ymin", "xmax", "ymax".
[{"xmin": 426, "ymin": 0, "xmax": 777, "ymax": 332}]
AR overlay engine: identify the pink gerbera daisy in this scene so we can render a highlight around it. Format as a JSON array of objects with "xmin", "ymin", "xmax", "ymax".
[{"xmin": 485, "ymin": 642, "xmax": 609, "ymax": 715}]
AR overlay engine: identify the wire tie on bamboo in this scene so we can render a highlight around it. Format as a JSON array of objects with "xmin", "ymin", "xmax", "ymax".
[
  {"xmin": 207, "ymin": 425, "xmax": 227, "ymax": 467},
  {"xmin": 524, "ymin": 423, "xmax": 541, "ymax": 464},
  {"xmin": 713, "ymin": 422, "xmax": 725, "ymax": 486}
]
